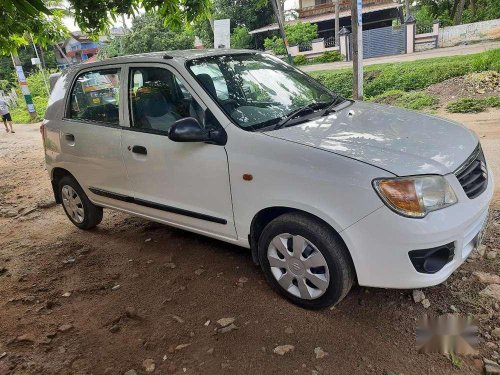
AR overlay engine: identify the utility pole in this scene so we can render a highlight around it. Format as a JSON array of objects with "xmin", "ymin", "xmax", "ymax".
[
  {"xmin": 271, "ymin": 0, "xmax": 293, "ymax": 64},
  {"xmin": 30, "ymin": 34, "xmax": 50, "ymax": 97},
  {"xmin": 334, "ymin": 0, "xmax": 340, "ymax": 47},
  {"xmin": 11, "ymin": 51, "xmax": 37, "ymax": 120},
  {"xmin": 351, "ymin": 0, "xmax": 363, "ymax": 100}
]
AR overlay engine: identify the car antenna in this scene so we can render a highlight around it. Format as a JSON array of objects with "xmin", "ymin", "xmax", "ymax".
[{"xmin": 163, "ymin": 54, "xmax": 173, "ymax": 59}]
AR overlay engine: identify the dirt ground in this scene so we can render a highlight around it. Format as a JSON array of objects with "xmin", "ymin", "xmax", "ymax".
[{"xmin": 0, "ymin": 110, "xmax": 499, "ymax": 375}]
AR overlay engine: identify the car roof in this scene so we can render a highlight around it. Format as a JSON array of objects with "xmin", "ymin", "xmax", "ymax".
[{"xmin": 77, "ymin": 49, "xmax": 260, "ymax": 69}]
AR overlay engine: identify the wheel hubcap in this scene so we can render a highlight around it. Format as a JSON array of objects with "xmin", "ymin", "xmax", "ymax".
[
  {"xmin": 267, "ymin": 234, "xmax": 330, "ymax": 300},
  {"xmin": 61, "ymin": 185, "xmax": 84, "ymax": 224}
]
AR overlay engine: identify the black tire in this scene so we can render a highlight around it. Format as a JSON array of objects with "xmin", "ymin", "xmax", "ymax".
[
  {"xmin": 58, "ymin": 176, "xmax": 103, "ymax": 230},
  {"xmin": 258, "ymin": 212, "xmax": 355, "ymax": 309}
]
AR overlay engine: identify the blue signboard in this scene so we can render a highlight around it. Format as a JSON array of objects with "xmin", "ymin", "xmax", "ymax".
[{"xmin": 357, "ymin": 0, "xmax": 362, "ymax": 24}]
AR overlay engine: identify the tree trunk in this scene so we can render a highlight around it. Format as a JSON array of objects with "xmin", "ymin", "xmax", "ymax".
[
  {"xmin": 405, "ymin": 0, "xmax": 411, "ymax": 17},
  {"xmin": 334, "ymin": 0, "xmax": 340, "ymax": 46},
  {"xmin": 453, "ymin": 0, "xmax": 466, "ymax": 25}
]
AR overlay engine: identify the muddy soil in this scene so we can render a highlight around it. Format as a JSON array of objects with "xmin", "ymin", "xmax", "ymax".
[{"xmin": 0, "ymin": 115, "xmax": 499, "ymax": 375}]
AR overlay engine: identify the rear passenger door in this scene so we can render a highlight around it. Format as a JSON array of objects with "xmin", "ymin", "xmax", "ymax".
[
  {"xmin": 120, "ymin": 64, "xmax": 236, "ymax": 239},
  {"xmin": 61, "ymin": 66, "xmax": 131, "ymax": 207}
]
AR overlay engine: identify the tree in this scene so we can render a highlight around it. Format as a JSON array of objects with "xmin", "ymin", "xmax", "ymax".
[
  {"xmin": 98, "ymin": 14, "xmax": 195, "ymax": 58},
  {"xmin": 231, "ymin": 26, "xmax": 252, "ymax": 49},
  {"xmin": 415, "ymin": 0, "xmax": 500, "ymax": 25},
  {"xmin": 212, "ymin": 0, "xmax": 275, "ymax": 32},
  {"xmin": 0, "ymin": 2, "xmax": 68, "ymax": 54},
  {"xmin": 263, "ymin": 22, "xmax": 318, "ymax": 54},
  {"xmin": 2, "ymin": 0, "xmax": 211, "ymax": 50},
  {"xmin": 67, "ymin": 0, "xmax": 211, "ymax": 35}
]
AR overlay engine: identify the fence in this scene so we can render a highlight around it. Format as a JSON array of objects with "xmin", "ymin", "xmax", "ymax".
[
  {"xmin": 324, "ymin": 36, "xmax": 336, "ymax": 48},
  {"xmin": 438, "ymin": 19, "xmax": 500, "ymax": 47},
  {"xmin": 298, "ymin": 41, "xmax": 313, "ymax": 52}
]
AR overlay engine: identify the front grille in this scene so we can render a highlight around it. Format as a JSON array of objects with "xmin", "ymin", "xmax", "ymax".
[{"xmin": 455, "ymin": 145, "xmax": 488, "ymax": 199}]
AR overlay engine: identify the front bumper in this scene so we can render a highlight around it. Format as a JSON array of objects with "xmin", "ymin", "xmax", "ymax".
[{"xmin": 341, "ymin": 168, "xmax": 494, "ymax": 289}]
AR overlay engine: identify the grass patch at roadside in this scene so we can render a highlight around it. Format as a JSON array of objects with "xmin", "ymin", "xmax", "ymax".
[
  {"xmin": 446, "ymin": 96, "xmax": 500, "ymax": 113},
  {"xmin": 310, "ymin": 48, "xmax": 500, "ymax": 99},
  {"xmin": 368, "ymin": 90, "xmax": 438, "ymax": 110}
]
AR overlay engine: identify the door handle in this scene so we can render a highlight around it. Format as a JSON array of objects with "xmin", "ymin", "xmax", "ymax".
[{"xmin": 131, "ymin": 145, "xmax": 147, "ymax": 155}]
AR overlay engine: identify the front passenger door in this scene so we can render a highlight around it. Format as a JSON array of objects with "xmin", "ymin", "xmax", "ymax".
[{"xmin": 121, "ymin": 65, "xmax": 236, "ymax": 239}]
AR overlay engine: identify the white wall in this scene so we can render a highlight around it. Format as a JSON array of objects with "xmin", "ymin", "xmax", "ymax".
[
  {"xmin": 438, "ymin": 19, "xmax": 500, "ymax": 47},
  {"xmin": 301, "ymin": 0, "xmax": 316, "ymax": 8}
]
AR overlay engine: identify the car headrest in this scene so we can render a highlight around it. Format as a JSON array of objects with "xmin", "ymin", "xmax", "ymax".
[
  {"xmin": 196, "ymin": 74, "xmax": 217, "ymax": 98},
  {"xmin": 135, "ymin": 87, "xmax": 170, "ymax": 118}
]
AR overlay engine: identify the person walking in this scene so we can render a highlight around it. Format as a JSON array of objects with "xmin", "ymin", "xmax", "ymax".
[{"xmin": 0, "ymin": 98, "xmax": 15, "ymax": 133}]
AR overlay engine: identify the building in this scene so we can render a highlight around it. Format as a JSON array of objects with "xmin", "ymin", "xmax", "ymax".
[
  {"xmin": 250, "ymin": 0, "xmax": 403, "ymax": 44},
  {"xmin": 54, "ymin": 28, "xmax": 126, "ymax": 69}
]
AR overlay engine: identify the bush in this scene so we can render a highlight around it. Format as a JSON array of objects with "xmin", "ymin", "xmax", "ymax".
[
  {"xmin": 310, "ymin": 48, "xmax": 500, "ymax": 98},
  {"xmin": 264, "ymin": 35, "xmax": 286, "ymax": 55},
  {"xmin": 316, "ymin": 51, "xmax": 342, "ymax": 63},
  {"xmin": 285, "ymin": 22, "xmax": 318, "ymax": 46},
  {"xmin": 369, "ymin": 90, "xmax": 438, "ymax": 110},
  {"xmin": 231, "ymin": 26, "xmax": 252, "ymax": 49},
  {"xmin": 446, "ymin": 96, "xmax": 500, "ymax": 113},
  {"xmin": 293, "ymin": 55, "xmax": 308, "ymax": 66},
  {"xmin": 9, "ymin": 70, "xmax": 52, "ymax": 123},
  {"xmin": 264, "ymin": 22, "xmax": 318, "ymax": 55}
]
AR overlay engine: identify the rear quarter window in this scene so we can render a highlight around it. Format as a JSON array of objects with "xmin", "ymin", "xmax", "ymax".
[{"xmin": 68, "ymin": 69, "xmax": 121, "ymax": 125}]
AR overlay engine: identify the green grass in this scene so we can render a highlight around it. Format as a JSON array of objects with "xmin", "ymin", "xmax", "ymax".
[
  {"xmin": 310, "ymin": 48, "xmax": 500, "ymax": 99},
  {"xmin": 446, "ymin": 96, "xmax": 500, "ymax": 113},
  {"xmin": 369, "ymin": 89, "xmax": 438, "ymax": 110}
]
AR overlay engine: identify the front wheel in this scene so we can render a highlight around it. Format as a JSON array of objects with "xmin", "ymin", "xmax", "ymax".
[
  {"xmin": 258, "ymin": 212, "xmax": 355, "ymax": 309},
  {"xmin": 58, "ymin": 176, "xmax": 103, "ymax": 230}
]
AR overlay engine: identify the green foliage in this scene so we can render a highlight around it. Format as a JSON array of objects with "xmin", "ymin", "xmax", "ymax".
[
  {"xmin": 314, "ymin": 51, "xmax": 342, "ymax": 64},
  {"xmin": 9, "ymin": 69, "xmax": 52, "ymax": 123},
  {"xmin": 68, "ymin": 0, "xmax": 211, "ymax": 35},
  {"xmin": 212, "ymin": 0, "xmax": 274, "ymax": 32},
  {"xmin": 293, "ymin": 55, "xmax": 308, "ymax": 66},
  {"xmin": 0, "ymin": 2, "xmax": 68, "ymax": 54},
  {"xmin": 231, "ymin": 26, "xmax": 252, "ymax": 49},
  {"xmin": 285, "ymin": 22, "xmax": 318, "ymax": 46},
  {"xmin": 369, "ymin": 90, "xmax": 438, "ymax": 110},
  {"xmin": 462, "ymin": 0, "xmax": 500, "ymax": 23},
  {"xmin": 415, "ymin": 0, "xmax": 500, "ymax": 26},
  {"xmin": 311, "ymin": 49, "xmax": 500, "ymax": 98},
  {"xmin": 264, "ymin": 22, "xmax": 318, "ymax": 55},
  {"xmin": 98, "ymin": 14, "xmax": 195, "ymax": 58},
  {"xmin": 293, "ymin": 51, "xmax": 342, "ymax": 66},
  {"xmin": 446, "ymin": 96, "xmax": 500, "ymax": 113},
  {"xmin": 264, "ymin": 36, "xmax": 286, "ymax": 55}
]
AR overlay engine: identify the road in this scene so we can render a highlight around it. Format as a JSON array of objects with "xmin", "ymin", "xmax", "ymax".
[
  {"xmin": 0, "ymin": 111, "xmax": 499, "ymax": 374},
  {"xmin": 300, "ymin": 41, "xmax": 500, "ymax": 72}
]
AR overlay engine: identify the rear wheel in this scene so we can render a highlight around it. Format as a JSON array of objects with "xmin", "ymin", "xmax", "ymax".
[
  {"xmin": 258, "ymin": 212, "xmax": 355, "ymax": 309},
  {"xmin": 58, "ymin": 176, "xmax": 103, "ymax": 230}
]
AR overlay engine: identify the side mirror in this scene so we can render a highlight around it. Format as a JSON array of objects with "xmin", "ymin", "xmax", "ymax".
[
  {"xmin": 168, "ymin": 117, "xmax": 209, "ymax": 143},
  {"xmin": 168, "ymin": 117, "xmax": 227, "ymax": 145}
]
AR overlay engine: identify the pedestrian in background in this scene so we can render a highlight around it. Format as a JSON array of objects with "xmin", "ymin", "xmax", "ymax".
[{"xmin": 0, "ymin": 98, "xmax": 15, "ymax": 133}]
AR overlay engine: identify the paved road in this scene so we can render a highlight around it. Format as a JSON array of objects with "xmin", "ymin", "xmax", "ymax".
[{"xmin": 300, "ymin": 40, "xmax": 500, "ymax": 72}]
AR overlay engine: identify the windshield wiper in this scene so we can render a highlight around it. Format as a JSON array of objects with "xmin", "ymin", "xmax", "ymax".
[
  {"xmin": 274, "ymin": 102, "xmax": 328, "ymax": 130},
  {"xmin": 321, "ymin": 97, "xmax": 351, "ymax": 116}
]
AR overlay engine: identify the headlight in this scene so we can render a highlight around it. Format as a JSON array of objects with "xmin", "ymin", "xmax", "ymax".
[{"xmin": 373, "ymin": 175, "xmax": 457, "ymax": 218}]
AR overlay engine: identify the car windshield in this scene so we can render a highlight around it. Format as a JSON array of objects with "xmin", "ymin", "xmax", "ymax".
[{"xmin": 187, "ymin": 53, "xmax": 341, "ymax": 131}]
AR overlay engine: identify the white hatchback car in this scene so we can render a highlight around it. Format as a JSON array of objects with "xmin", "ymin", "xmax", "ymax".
[{"xmin": 43, "ymin": 50, "xmax": 493, "ymax": 309}]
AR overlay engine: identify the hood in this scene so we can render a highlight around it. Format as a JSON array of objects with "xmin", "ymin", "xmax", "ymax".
[{"xmin": 265, "ymin": 101, "xmax": 478, "ymax": 176}]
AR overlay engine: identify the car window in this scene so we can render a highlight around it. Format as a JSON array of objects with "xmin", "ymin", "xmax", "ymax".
[
  {"xmin": 189, "ymin": 63, "xmax": 229, "ymax": 101},
  {"xmin": 129, "ymin": 67, "xmax": 204, "ymax": 133},
  {"xmin": 69, "ymin": 69, "xmax": 120, "ymax": 124},
  {"xmin": 187, "ymin": 54, "xmax": 338, "ymax": 131}
]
